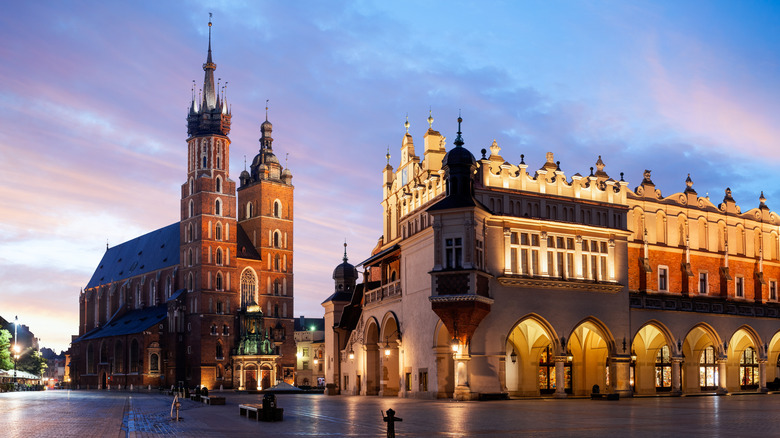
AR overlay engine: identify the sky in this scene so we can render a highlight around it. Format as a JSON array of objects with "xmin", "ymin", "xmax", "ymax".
[{"xmin": 2, "ymin": 1, "xmax": 780, "ymax": 353}]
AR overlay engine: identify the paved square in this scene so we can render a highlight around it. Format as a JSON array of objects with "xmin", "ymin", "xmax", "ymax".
[{"xmin": 1, "ymin": 390, "xmax": 779, "ymax": 437}]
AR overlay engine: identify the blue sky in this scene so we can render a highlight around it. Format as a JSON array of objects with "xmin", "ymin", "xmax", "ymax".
[{"xmin": 2, "ymin": 1, "xmax": 780, "ymax": 352}]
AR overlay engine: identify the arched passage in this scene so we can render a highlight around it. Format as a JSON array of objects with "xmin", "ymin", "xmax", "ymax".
[
  {"xmin": 505, "ymin": 315, "xmax": 564, "ymax": 397},
  {"xmin": 567, "ymin": 318, "xmax": 615, "ymax": 396},
  {"xmin": 631, "ymin": 321, "xmax": 676, "ymax": 394},
  {"xmin": 433, "ymin": 321, "xmax": 454, "ymax": 399},
  {"xmin": 380, "ymin": 313, "xmax": 401, "ymax": 396},
  {"xmin": 364, "ymin": 319, "xmax": 380, "ymax": 395},
  {"xmin": 681, "ymin": 323, "xmax": 723, "ymax": 393},
  {"xmin": 726, "ymin": 326, "xmax": 762, "ymax": 392}
]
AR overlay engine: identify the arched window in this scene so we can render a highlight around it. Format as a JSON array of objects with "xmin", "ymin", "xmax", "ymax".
[
  {"xmin": 655, "ymin": 345, "xmax": 672, "ymax": 391},
  {"xmin": 166, "ymin": 276, "xmax": 172, "ymax": 299},
  {"xmin": 273, "ymin": 279, "xmax": 280, "ymax": 295},
  {"xmin": 222, "ymin": 324, "xmax": 229, "ymax": 335},
  {"xmin": 189, "ymin": 200, "xmax": 194, "ymax": 218},
  {"xmin": 149, "ymin": 281, "xmax": 156, "ymax": 306},
  {"xmin": 216, "ymin": 272, "xmax": 223, "ymax": 291},
  {"xmin": 216, "ymin": 342, "xmax": 224, "ymax": 359},
  {"xmin": 247, "ymin": 202, "xmax": 253, "ymax": 219},
  {"xmin": 240, "ymin": 269, "xmax": 257, "ymax": 307},
  {"xmin": 215, "ymin": 223, "xmax": 222, "ymax": 241},
  {"xmin": 150, "ymin": 353, "xmax": 159, "ymax": 372},
  {"xmin": 187, "ymin": 273, "xmax": 194, "ymax": 291},
  {"xmin": 215, "ymin": 177, "xmax": 222, "ymax": 193},
  {"xmin": 129, "ymin": 339, "xmax": 139, "ymax": 373},
  {"xmin": 216, "ymin": 248, "xmax": 223, "ymax": 266},
  {"xmin": 211, "ymin": 324, "xmax": 217, "ymax": 335},
  {"xmin": 216, "ymin": 365, "xmax": 223, "ymax": 379},
  {"xmin": 188, "ymin": 249, "xmax": 193, "ymax": 267},
  {"xmin": 216, "ymin": 156, "xmax": 221, "ymax": 169},
  {"xmin": 700, "ymin": 346, "xmax": 718, "ymax": 390},
  {"xmin": 273, "ymin": 231, "xmax": 281, "ymax": 248},
  {"xmin": 538, "ymin": 345, "xmax": 556, "ymax": 394},
  {"xmin": 114, "ymin": 340, "xmax": 124, "ymax": 373},
  {"xmin": 87, "ymin": 344, "xmax": 95, "ymax": 374},
  {"xmin": 740, "ymin": 347, "xmax": 759, "ymax": 389},
  {"xmin": 215, "ymin": 199, "xmax": 221, "ymax": 216},
  {"xmin": 100, "ymin": 341, "xmax": 108, "ymax": 364},
  {"xmin": 189, "ymin": 178, "xmax": 194, "ymax": 195},
  {"xmin": 274, "ymin": 304, "xmax": 279, "ymax": 317},
  {"xmin": 274, "ymin": 254, "xmax": 280, "ymax": 271},
  {"xmin": 274, "ymin": 200, "xmax": 282, "ymax": 218},
  {"xmin": 202, "ymin": 155, "xmax": 207, "ymax": 168}
]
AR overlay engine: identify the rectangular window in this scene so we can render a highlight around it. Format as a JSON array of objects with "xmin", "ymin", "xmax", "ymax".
[
  {"xmin": 771, "ymin": 280, "xmax": 777, "ymax": 301},
  {"xmin": 303, "ymin": 361, "xmax": 309, "ymax": 370},
  {"xmin": 303, "ymin": 348, "xmax": 309, "ymax": 357},
  {"xmin": 658, "ymin": 266, "xmax": 669, "ymax": 291},
  {"xmin": 419, "ymin": 370, "xmax": 428, "ymax": 392},
  {"xmin": 344, "ymin": 375, "xmax": 349, "ymax": 391},
  {"xmin": 736, "ymin": 277, "xmax": 744, "ymax": 297},
  {"xmin": 405, "ymin": 373, "xmax": 412, "ymax": 391},
  {"xmin": 445, "ymin": 238, "xmax": 463, "ymax": 269},
  {"xmin": 475, "ymin": 240, "xmax": 484, "ymax": 269},
  {"xmin": 699, "ymin": 273, "xmax": 708, "ymax": 295}
]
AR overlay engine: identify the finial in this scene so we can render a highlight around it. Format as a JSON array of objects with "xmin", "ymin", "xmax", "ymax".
[
  {"xmin": 428, "ymin": 107, "xmax": 434, "ymax": 129},
  {"xmin": 265, "ymin": 99, "xmax": 269, "ymax": 121},
  {"xmin": 556, "ymin": 161, "xmax": 561, "ymax": 171},
  {"xmin": 685, "ymin": 173, "xmax": 693, "ymax": 189},
  {"xmin": 106, "ymin": 238, "xmax": 109, "ymax": 250},
  {"xmin": 454, "ymin": 112, "xmax": 464, "ymax": 147},
  {"xmin": 404, "ymin": 114, "xmax": 409, "ymax": 134},
  {"xmin": 760, "ymin": 191, "xmax": 767, "ymax": 205},
  {"xmin": 590, "ymin": 167, "xmax": 594, "ymax": 176},
  {"xmin": 520, "ymin": 154, "xmax": 525, "ymax": 165},
  {"xmin": 343, "ymin": 240, "xmax": 349, "ymax": 262},
  {"xmin": 386, "ymin": 146, "xmax": 391, "ymax": 165},
  {"xmin": 243, "ymin": 155, "xmax": 247, "ymax": 171},
  {"xmin": 285, "ymin": 153, "xmax": 289, "ymax": 168},
  {"xmin": 620, "ymin": 172, "xmax": 624, "ymax": 182}
]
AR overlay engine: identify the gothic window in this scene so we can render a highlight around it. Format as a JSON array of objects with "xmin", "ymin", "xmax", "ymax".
[
  {"xmin": 150, "ymin": 353, "xmax": 159, "ymax": 372},
  {"xmin": 273, "ymin": 279, "xmax": 280, "ymax": 295},
  {"xmin": 240, "ymin": 268, "xmax": 257, "ymax": 307},
  {"xmin": 129, "ymin": 339, "xmax": 139, "ymax": 373},
  {"xmin": 216, "ymin": 342, "xmax": 223, "ymax": 360},
  {"xmin": 274, "ymin": 305, "xmax": 279, "ymax": 317},
  {"xmin": 149, "ymin": 281, "xmax": 156, "ymax": 306},
  {"xmin": 188, "ymin": 249, "xmax": 193, "ymax": 267},
  {"xmin": 87, "ymin": 344, "xmax": 95, "ymax": 374},
  {"xmin": 273, "ymin": 231, "xmax": 281, "ymax": 248},
  {"xmin": 700, "ymin": 346, "xmax": 718, "ymax": 390},
  {"xmin": 210, "ymin": 324, "xmax": 217, "ymax": 335},
  {"xmin": 216, "ymin": 365, "xmax": 223, "ymax": 379},
  {"xmin": 189, "ymin": 178, "xmax": 194, "ymax": 195},
  {"xmin": 215, "ymin": 199, "xmax": 221, "ymax": 216},
  {"xmin": 216, "ymin": 273, "xmax": 223, "ymax": 291},
  {"xmin": 771, "ymin": 280, "xmax": 778, "ymax": 301},
  {"xmin": 216, "ymin": 301, "xmax": 223, "ymax": 314},
  {"xmin": 202, "ymin": 155, "xmax": 207, "ymax": 168},
  {"xmin": 274, "ymin": 200, "xmax": 282, "ymax": 218},
  {"xmin": 216, "ymin": 177, "xmax": 222, "ymax": 193},
  {"xmin": 215, "ymin": 223, "xmax": 222, "ymax": 241},
  {"xmin": 189, "ymin": 200, "xmax": 194, "ymax": 218},
  {"xmin": 166, "ymin": 276, "xmax": 172, "ymax": 299},
  {"xmin": 274, "ymin": 254, "xmax": 280, "ymax": 271},
  {"xmin": 247, "ymin": 202, "xmax": 253, "ymax": 219},
  {"xmin": 740, "ymin": 347, "xmax": 759, "ymax": 389},
  {"xmin": 538, "ymin": 345, "xmax": 556, "ymax": 394},
  {"xmin": 136, "ymin": 284, "xmax": 142, "ymax": 308},
  {"xmin": 187, "ymin": 273, "xmax": 194, "ymax": 292},
  {"xmin": 222, "ymin": 324, "xmax": 229, "ymax": 335},
  {"xmin": 655, "ymin": 345, "xmax": 671, "ymax": 391},
  {"xmin": 216, "ymin": 156, "xmax": 221, "ymax": 169},
  {"xmin": 114, "ymin": 340, "xmax": 124, "ymax": 373},
  {"xmin": 100, "ymin": 340, "xmax": 108, "ymax": 364},
  {"xmin": 445, "ymin": 237, "xmax": 463, "ymax": 269}
]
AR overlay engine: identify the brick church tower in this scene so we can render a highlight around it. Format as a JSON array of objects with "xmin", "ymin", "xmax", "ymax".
[{"xmin": 180, "ymin": 18, "xmax": 239, "ymax": 386}]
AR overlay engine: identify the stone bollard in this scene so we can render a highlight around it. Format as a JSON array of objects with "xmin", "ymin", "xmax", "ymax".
[
  {"xmin": 130, "ymin": 384, "xmax": 133, "ymax": 391},
  {"xmin": 382, "ymin": 408, "xmax": 403, "ymax": 438}
]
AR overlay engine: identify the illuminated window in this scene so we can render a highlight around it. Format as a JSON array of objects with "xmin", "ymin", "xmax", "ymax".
[
  {"xmin": 655, "ymin": 345, "xmax": 672, "ymax": 391},
  {"xmin": 740, "ymin": 347, "xmax": 759, "ymax": 389},
  {"xmin": 240, "ymin": 269, "xmax": 257, "ymax": 307},
  {"xmin": 150, "ymin": 353, "xmax": 159, "ymax": 372},
  {"xmin": 699, "ymin": 346, "xmax": 718, "ymax": 390}
]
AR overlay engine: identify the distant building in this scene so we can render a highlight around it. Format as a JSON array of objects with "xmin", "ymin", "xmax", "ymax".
[
  {"xmin": 69, "ymin": 20, "xmax": 296, "ymax": 391},
  {"xmin": 324, "ymin": 114, "xmax": 780, "ymax": 400},
  {"xmin": 293, "ymin": 316, "xmax": 325, "ymax": 387}
]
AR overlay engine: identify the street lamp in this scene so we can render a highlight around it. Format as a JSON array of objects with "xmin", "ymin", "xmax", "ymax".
[{"xmin": 13, "ymin": 344, "xmax": 20, "ymax": 384}]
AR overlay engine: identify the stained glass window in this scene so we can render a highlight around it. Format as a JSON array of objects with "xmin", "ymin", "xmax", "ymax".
[
  {"xmin": 655, "ymin": 345, "xmax": 672, "ymax": 391},
  {"xmin": 699, "ymin": 346, "xmax": 718, "ymax": 390},
  {"xmin": 740, "ymin": 347, "xmax": 759, "ymax": 389}
]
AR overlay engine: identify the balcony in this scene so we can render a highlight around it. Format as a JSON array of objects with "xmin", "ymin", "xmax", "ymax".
[{"xmin": 364, "ymin": 280, "xmax": 402, "ymax": 305}]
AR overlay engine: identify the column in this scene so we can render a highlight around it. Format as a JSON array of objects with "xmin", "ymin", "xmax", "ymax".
[
  {"xmin": 671, "ymin": 357, "xmax": 682, "ymax": 396},
  {"xmin": 554, "ymin": 357, "xmax": 567, "ymax": 399},
  {"xmin": 239, "ymin": 362, "xmax": 244, "ymax": 390},
  {"xmin": 717, "ymin": 359, "xmax": 728, "ymax": 395},
  {"xmin": 503, "ymin": 228, "xmax": 512, "ymax": 275},
  {"xmin": 759, "ymin": 359, "xmax": 768, "ymax": 393},
  {"xmin": 454, "ymin": 352, "xmax": 472, "ymax": 401},
  {"xmin": 612, "ymin": 356, "xmax": 632, "ymax": 398}
]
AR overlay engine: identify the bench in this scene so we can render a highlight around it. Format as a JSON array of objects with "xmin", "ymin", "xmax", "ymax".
[
  {"xmin": 202, "ymin": 396, "xmax": 226, "ymax": 405},
  {"xmin": 239, "ymin": 403, "xmax": 284, "ymax": 422}
]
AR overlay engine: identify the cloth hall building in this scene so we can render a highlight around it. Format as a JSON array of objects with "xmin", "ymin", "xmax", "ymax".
[
  {"xmin": 324, "ymin": 114, "xmax": 780, "ymax": 400},
  {"xmin": 70, "ymin": 22, "xmax": 296, "ymax": 391}
]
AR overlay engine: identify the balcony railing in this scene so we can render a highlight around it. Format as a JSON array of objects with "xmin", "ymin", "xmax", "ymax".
[{"xmin": 364, "ymin": 280, "xmax": 402, "ymax": 305}]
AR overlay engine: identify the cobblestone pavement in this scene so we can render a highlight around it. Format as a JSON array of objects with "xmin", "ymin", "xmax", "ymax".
[{"xmin": 2, "ymin": 390, "xmax": 780, "ymax": 437}]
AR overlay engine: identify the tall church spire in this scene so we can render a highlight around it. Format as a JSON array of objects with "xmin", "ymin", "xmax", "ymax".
[{"xmin": 202, "ymin": 14, "xmax": 217, "ymax": 110}]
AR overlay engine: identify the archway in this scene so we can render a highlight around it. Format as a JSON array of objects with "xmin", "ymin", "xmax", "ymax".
[
  {"xmin": 631, "ymin": 321, "xmax": 675, "ymax": 394},
  {"xmin": 727, "ymin": 326, "xmax": 762, "ymax": 392},
  {"xmin": 380, "ymin": 314, "xmax": 401, "ymax": 396},
  {"xmin": 364, "ymin": 319, "xmax": 380, "ymax": 395},
  {"xmin": 768, "ymin": 331, "xmax": 780, "ymax": 383},
  {"xmin": 434, "ymin": 321, "xmax": 455, "ymax": 398},
  {"xmin": 505, "ymin": 315, "xmax": 563, "ymax": 397},
  {"xmin": 681, "ymin": 323, "xmax": 722, "ymax": 393},
  {"xmin": 260, "ymin": 364, "xmax": 272, "ymax": 390},
  {"xmin": 245, "ymin": 364, "xmax": 258, "ymax": 390},
  {"xmin": 101, "ymin": 371, "xmax": 107, "ymax": 390},
  {"xmin": 567, "ymin": 318, "xmax": 614, "ymax": 396}
]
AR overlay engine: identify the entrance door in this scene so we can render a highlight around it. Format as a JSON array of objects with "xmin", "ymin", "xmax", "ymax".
[
  {"xmin": 101, "ymin": 372, "xmax": 107, "ymax": 389},
  {"xmin": 261, "ymin": 370, "xmax": 271, "ymax": 389},
  {"xmin": 246, "ymin": 370, "xmax": 257, "ymax": 390}
]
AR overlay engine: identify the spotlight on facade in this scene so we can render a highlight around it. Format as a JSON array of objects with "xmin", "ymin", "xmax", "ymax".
[{"xmin": 510, "ymin": 349, "xmax": 517, "ymax": 363}]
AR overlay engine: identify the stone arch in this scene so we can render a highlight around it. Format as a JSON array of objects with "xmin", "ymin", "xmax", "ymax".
[
  {"xmin": 727, "ymin": 325, "xmax": 762, "ymax": 391},
  {"xmin": 379, "ymin": 312, "xmax": 401, "ymax": 396},
  {"xmin": 681, "ymin": 322, "xmax": 723, "ymax": 393},
  {"xmin": 767, "ymin": 330, "xmax": 780, "ymax": 382},
  {"xmin": 565, "ymin": 317, "xmax": 616, "ymax": 396},
  {"xmin": 364, "ymin": 317, "xmax": 381, "ymax": 395},
  {"xmin": 505, "ymin": 314, "xmax": 562, "ymax": 397},
  {"xmin": 630, "ymin": 320, "xmax": 676, "ymax": 394},
  {"xmin": 432, "ymin": 320, "xmax": 455, "ymax": 398}
]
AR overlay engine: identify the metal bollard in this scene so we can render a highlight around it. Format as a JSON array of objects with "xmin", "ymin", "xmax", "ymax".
[{"xmin": 382, "ymin": 408, "xmax": 403, "ymax": 438}]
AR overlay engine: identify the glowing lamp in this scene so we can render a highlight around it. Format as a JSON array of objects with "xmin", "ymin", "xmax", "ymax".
[
  {"xmin": 348, "ymin": 349, "xmax": 355, "ymax": 360},
  {"xmin": 451, "ymin": 338, "xmax": 459, "ymax": 353}
]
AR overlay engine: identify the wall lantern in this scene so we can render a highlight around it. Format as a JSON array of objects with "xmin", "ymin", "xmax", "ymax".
[
  {"xmin": 348, "ymin": 349, "xmax": 355, "ymax": 360},
  {"xmin": 450, "ymin": 337, "xmax": 459, "ymax": 353},
  {"xmin": 510, "ymin": 348, "xmax": 517, "ymax": 363}
]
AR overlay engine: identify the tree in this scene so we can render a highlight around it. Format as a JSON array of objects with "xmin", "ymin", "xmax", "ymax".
[
  {"xmin": 18, "ymin": 349, "xmax": 48, "ymax": 376},
  {"xmin": 0, "ymin": 330, "xmax": 12, "ymax": 370}
]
